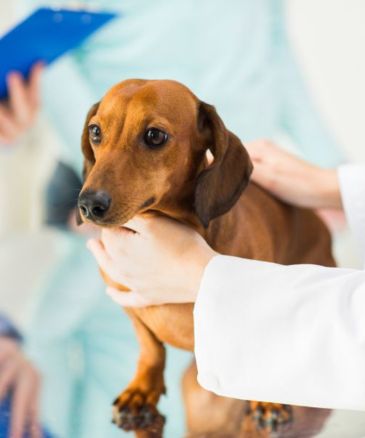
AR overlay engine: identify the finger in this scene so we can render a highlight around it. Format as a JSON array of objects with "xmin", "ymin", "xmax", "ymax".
[
  {"xmin": 30, "ymin": 421, "xmax": 42, "ymax": 438},
  {"xmin": 249, "ymin": 161, "xmax": 275, "ymax": 189},
  {"xmin": 206, "ymin": 149, "xmax": 214, "ymax": 164},
  {"xmin": 28, "ymin": 63, "xmax": 43, "ymax": 108},
  {"xmin": 99, "ymin": 226, "xmax": 139, "ymax": 258},
  {"xmin": 124, "ymin": 214, "xmax": 176, "ymax": 237},
  {"xmin": 10, "ymin": 367, "xmax": 36, "ymax": 438},
  {"xmin": 106, "ymin": 287, "xmax": 149, "ymax": 308},
  {"xmin": 0, "ymin": 105, "xmax": 19, "ymax": 141},
  {"xmin": 123, "ymin": 215, "xmax": 153, "ymax": 234},
  {"xmin": 245, "ymin": 140, "xmax": 279, "ymax": 162},
  {"xmin": 88, "ymin": 238, "xmax": 131, "ymax": 288},
  {"xmin": 28, "ymin": 380, "xmax": 41, "ymax": 438},
  {"xmin": 101, "ymin": 227, "xmax": 134, "ymax": 250},
  {"xmin": 87, "ymin": 239, "xmax": 112, "ymax": 269},
  {"xmin": 245, "ymin": 140, "xmax": 268, "ymax": 160},
  {"xmin": 7, "ymin": 72, "xmax": 31, "ymax": 127},
  {"xmin": 0, "ymin": 359, "xmax": 19, "ymax": 402}
]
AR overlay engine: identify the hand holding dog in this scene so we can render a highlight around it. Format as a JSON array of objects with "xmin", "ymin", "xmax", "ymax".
[
  {"xmin": 246, "ymin": 140, "xmax": 342, "ymax": 209},
  {"xmin": 87, "ymin": 216, "xmax": 217, "ymax": 307},
  {"xmin": 88, "ymin": 141, "xmax": 342, "ymax": 308}
]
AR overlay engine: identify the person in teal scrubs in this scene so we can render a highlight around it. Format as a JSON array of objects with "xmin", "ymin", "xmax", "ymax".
[{"xmin": 21, "ymin": 1, "xmax": 344, "ymax": 437}]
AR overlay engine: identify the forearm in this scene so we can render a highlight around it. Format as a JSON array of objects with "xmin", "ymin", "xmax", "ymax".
[{"xmin": 194, "ymin": 255, "xmax": 365, "ymax": 410}]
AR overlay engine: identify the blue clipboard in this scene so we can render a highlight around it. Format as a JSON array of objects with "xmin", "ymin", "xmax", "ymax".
[{"xmin": 0, "ymin": 7, "xmax": 117, "ymax": 99}]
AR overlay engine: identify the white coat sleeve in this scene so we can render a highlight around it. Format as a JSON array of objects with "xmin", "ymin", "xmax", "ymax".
[{"xmin": 194, "ymin": 164, "xmax": 365, "ymax": 410}]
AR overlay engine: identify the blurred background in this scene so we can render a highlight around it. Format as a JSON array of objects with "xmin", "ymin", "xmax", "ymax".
[{"xmin": 0, "ymin": 1, "xmax": 365, "ymax": 437}]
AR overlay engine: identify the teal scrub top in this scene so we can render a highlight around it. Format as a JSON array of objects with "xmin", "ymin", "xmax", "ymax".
[{"xmin": 28, "ymin": 0, "xmax": 343, "ymax": 172}]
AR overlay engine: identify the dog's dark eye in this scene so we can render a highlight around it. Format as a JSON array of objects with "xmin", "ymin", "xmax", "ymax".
[
  {"xmin": 89, "ymin": 124, "xmax": 102, "ymax": 145},
  {"xmin": 144, "ymin": 128, "xmax": 168, "ymax": 148}
]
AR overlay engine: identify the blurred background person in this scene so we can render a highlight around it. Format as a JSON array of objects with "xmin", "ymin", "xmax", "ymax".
[
  {"xmin": 1, "ymin": 0, "xmax": 365, "ymax": 437},
  {"xmin": 0, "ymin": 63, "xmax": 53, "ymax": 438}
]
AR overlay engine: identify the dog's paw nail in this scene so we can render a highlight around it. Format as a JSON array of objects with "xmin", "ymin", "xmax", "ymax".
[
  {"xmin": 248, "ymin": 402, "xmax": 293, "ymax": 433},
  {"xmin": 112, "ymin": 396, "xmax": 119, "ymax": 406},
  {"xmin": 112, "ymin": 401, "xmax": 164, "ymax": 433}
]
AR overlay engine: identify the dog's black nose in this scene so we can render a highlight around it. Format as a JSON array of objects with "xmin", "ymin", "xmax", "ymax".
[{"xmin": 78, "ymin": 190, "xmax": 111, "ymax": 220}]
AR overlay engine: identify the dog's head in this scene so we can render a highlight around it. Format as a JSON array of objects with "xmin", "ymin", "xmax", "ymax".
[{"xmin": 78, "ymin": 79, "xmax": 253, "ymax": 227}]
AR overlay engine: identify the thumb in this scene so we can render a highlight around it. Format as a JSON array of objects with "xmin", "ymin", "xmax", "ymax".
[
  {"xmin": 106, "ymin": 287, "xmax": 150, "ymax": 308},
  {"xmin": 87, "ymin": 238, "xmax": 112, "ymax": 271},
  {"xmin": 123, "ymin": 215, "xmax": 152, "ymax": 234}
]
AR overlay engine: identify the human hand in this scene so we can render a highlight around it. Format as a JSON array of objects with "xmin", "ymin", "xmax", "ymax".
[
  {"xmin": 245, "ymin": 140, "xmax": 342, "ymax": 209},
  {"xmin": 0, "ymin": 337, "xmax": 41, "ymax": 438},
  {"xmin": 87, "ymin": 215, "xmax": 217, "ymax": 307},
  {"xmin": 0, "ymin": 63, "xmax": 43, "ymax": 145}
]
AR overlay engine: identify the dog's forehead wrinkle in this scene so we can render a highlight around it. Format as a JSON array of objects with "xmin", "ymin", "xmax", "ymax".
[
  {"xmin": 97, "ymin": 96, "xmax": 135, "ymax": 147},
  {"xmin": 117, "ymin": 82, "xmax": 145, "ymax": 97},
  {"xmin": 98, "ymin": 97, "xmax": 124, "ymax": 125},
  {"xmin": 123, "ymin": 80, "xmax": 197, "ymax": 115}
]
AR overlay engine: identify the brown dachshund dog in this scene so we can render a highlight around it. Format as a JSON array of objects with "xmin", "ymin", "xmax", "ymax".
[{"xmin": 78, "ymin": 79, "xmax": 335, "ymax": 438}]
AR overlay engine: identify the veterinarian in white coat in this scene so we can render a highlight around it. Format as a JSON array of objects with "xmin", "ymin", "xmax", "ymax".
[{"xmin": 88, "ymin": 141, "xmax": 365, "ymax": 412}]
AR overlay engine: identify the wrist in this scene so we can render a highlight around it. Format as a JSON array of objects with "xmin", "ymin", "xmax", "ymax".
[
  {"xmin": 187, "ymin": 245, "xmax": 217, "ymax": 302},
  {"xmin": 317, "ymin": 168, "xmax": 342, "ymax": 209}
]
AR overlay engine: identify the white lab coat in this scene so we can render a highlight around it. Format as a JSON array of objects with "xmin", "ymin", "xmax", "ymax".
[{"xmin": 194, "ymin": 164, "xmax": 365, "ymax": 411}]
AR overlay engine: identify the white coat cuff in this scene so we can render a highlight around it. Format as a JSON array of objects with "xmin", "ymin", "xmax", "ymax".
[
  {"xmin": 194, "ymin": 255, "xmax": 251, "ymax": 394},
  {"xmin": 338, "ymin": 164, "xmax": 365, "ymax": 261}
]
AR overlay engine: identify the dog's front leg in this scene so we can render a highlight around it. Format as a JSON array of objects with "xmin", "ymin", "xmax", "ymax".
[{"xmin": 112, "ymin": 311, "xmax": 166, "ymax": 437}]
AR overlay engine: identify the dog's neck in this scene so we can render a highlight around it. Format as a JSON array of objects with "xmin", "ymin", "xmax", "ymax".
[{"xmin": 156, "ymin": 208, "xmax": 202, "ymax": 231}]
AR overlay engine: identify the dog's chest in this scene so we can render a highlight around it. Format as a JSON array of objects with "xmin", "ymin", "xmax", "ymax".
[{"xmin": 131, "ymin": 303, "xmax": 194, "ymax": 351}]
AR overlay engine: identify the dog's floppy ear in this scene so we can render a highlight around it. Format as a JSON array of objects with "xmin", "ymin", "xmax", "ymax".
[
  {"xmin": 195, "ymin": 102, "xmax": 253, "ymax": 227},
  {"xmin": 77, "ymin": 101, "xmax": 100, "ymax": 225},
  {"xmin": 81, "ymin": 101, "xmax": 100, "ymax": 182}
]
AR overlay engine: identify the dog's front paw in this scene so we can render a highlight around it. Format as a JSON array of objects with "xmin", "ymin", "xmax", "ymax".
[
  {"xmin": 246, "ymin": 401, "xmax": 293, "ymax": 433},
  {"xmin": 112, "ymin": 388, "xmax": 165, "ymax": 436}
]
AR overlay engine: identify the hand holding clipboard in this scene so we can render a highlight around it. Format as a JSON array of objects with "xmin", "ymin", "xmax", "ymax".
[
  {"xmin": 0, "ymin": 7, "xmax": 116, "ymax": 144},
  {"xmin": 0, "ymin": 7, "xmax": 117, "ymax": 99}
]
